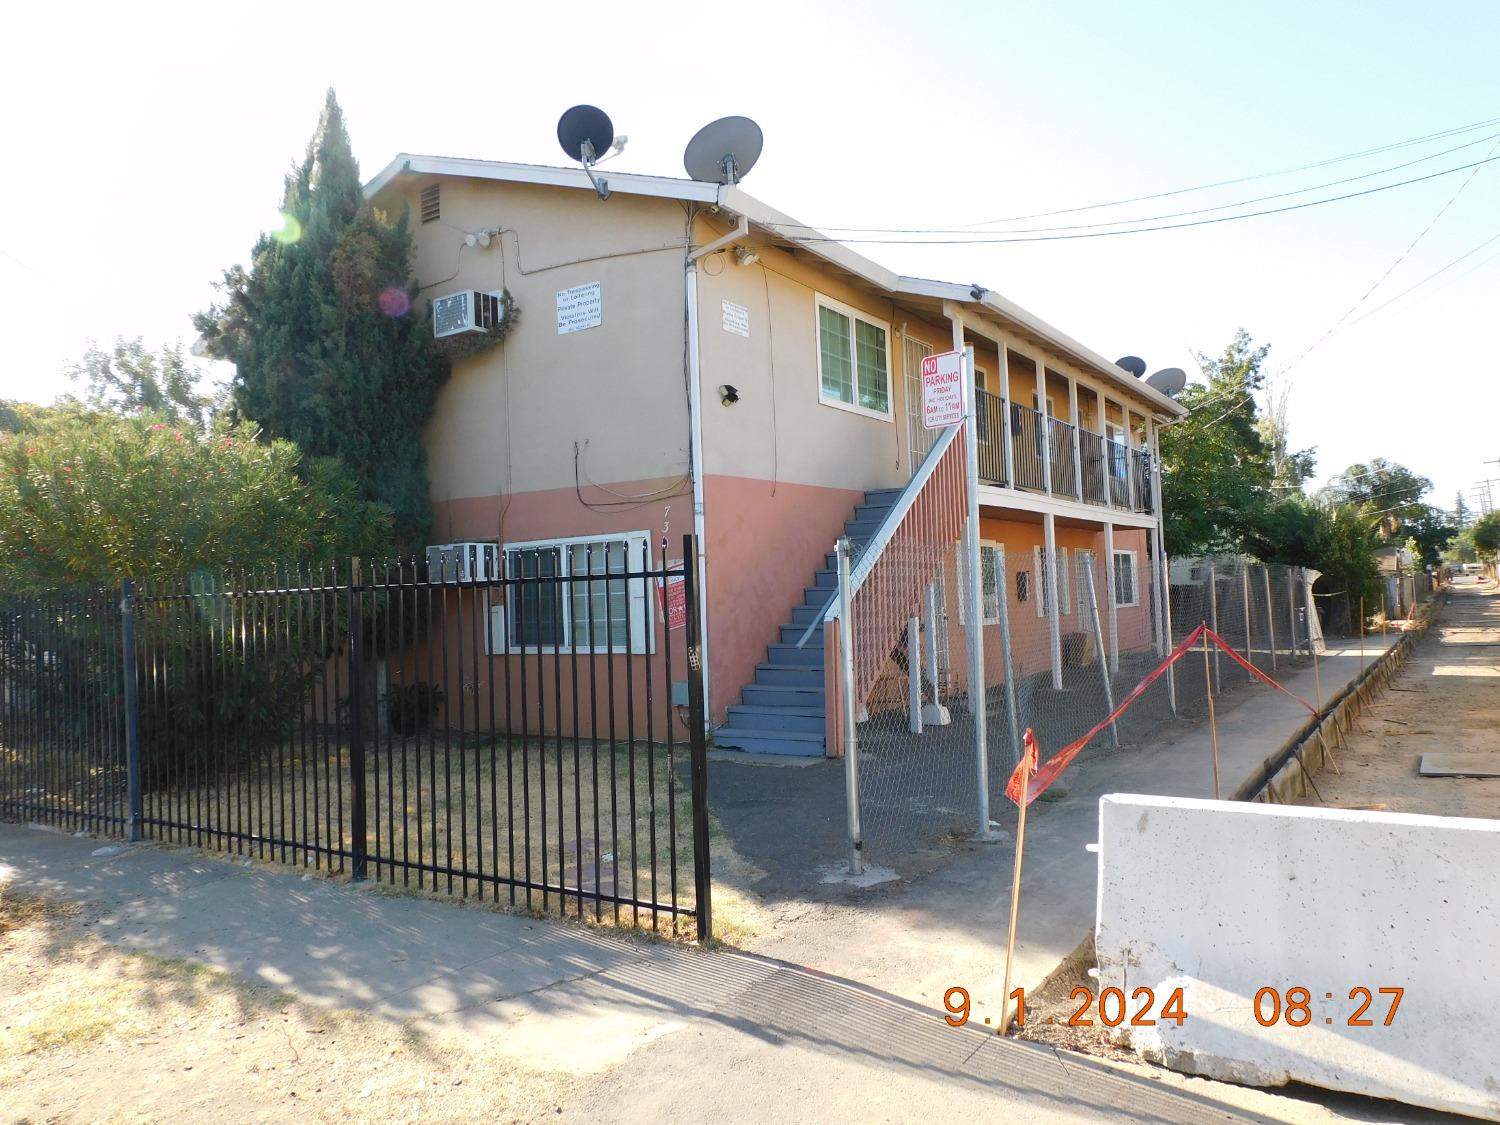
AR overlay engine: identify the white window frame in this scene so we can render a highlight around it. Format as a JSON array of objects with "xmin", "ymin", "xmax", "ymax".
[
  {"xmin": 1033, "ymin": 545, "xmax": 1071, "ymax": 618},
  {"xmin": 814, "ymin": 293, "xmax": 893, "ymax": 422},
  {"xmin": 493, "ymin": 531, "xmax": 654, "ymax": 654},
  {"xmin": 1112, "ymin": 549, "xmax": 1140, "ymax": 608},
  {"xmin": 956, "ymin": 541, "xmax": 1003, "ymax": 627}
]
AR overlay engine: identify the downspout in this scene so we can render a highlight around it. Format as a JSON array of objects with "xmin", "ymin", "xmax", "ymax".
[{"xmin": 685, "ymin": 210, "xmax": 750, "ymax": 734}]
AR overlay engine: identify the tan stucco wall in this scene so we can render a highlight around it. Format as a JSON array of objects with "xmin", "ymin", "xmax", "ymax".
[
  {"xmin": 694, "ymin": 221, "xmax": 953, "ymax": 491},
  {"xmin": 384, "ymin": 177, "xmax": 693, "ymax": 504}
]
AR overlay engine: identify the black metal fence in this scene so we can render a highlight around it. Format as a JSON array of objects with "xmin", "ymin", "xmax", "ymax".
[{"xmin": 0, "ymin": 536, "xmax": 712, "ymax": 939}]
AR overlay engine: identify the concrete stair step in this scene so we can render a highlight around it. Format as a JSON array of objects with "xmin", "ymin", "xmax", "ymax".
[
  {"xmin": 789, "ymin": 603, "xmax": 827, "ymax": 627},
  {"xmin": 725, "ymin": 704, "xmax": 824, "ymax": 733},
  {"xmin": 742, "ymin": 683, "xmax": 825, "ymax": 707},
  {"xmin": 755, "ymin": 663, "xmax": 824, "ymax": 687},
  {"xmin": 779, "ymin": 622, "xmax": 823, "ymax": 645},
  {"xmin": 713, "ymin": 727, "xmax": 825, "ymax": 756},
  {"xmin": 843, "ymin": 519, "xmax": 884, "ymax": 540},
  {"xmin": 863, "ymin": 488, "xmax": 904, "ymax": 503},
  {"xmin": 765, "ymin": 643, "xmax": 823, "ymax": 668},
  {"xmin": 853, "ymin": 502, "xmax": 896, "ymax": 522}
]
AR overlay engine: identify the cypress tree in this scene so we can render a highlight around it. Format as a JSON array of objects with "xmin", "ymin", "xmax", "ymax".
[{"xmin": 196, "ymin": 89, "xmax": 446, "ymax": 556}]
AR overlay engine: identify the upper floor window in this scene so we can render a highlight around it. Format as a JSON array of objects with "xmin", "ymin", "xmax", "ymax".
[{"xmin": 816, "ymin": 296, "xmax": 891, "ymax": 420}]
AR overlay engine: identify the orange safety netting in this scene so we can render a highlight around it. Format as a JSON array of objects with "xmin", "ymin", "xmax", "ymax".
[{"xmin": 1005, "ymin": 623, "xmax": 1318, "ymax": 807}]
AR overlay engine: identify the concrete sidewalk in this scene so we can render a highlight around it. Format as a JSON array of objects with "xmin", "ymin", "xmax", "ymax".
[
  {"xmin": 0, "ymin": 821, "xmax": 1396, "ymax": 1123},
  {"xmin": 710, "ymin": 634, "xmax": 1400, "ymax": 1031}
]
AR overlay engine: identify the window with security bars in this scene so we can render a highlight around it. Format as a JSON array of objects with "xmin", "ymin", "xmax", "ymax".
[
  {"xmin": 1033, "ymin": 546, "xmax": 1072, "ymax": 618},
  {"xmin": 500, "ymin": 533, "xmax": 652, "ymax": 653},
  {"xmin": 959, "ymin": 543, "xmax": 1003, "ymax": 626},
  {"xmin": 1113, "ymin": 549, "xmax": 1139, "ymax": 607},
  {"xmin": 817, "ymin": 296, "xmax": 890, "ymax": 417}
]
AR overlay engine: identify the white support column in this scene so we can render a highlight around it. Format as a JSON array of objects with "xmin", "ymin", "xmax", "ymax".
[
  {"xmin": 946, "ymin": 307, "xmax": 993, "ymax": 840},
  {"xmin": 1067, "ymin": 376, "xmax": 1082, "ymax": 500},
  {"xmin": 1104, "ymin": 521, "xmax": 1120, "ymax": 673},
  {"xmin": 1044, "ymin": 511, "xmax": 1063, "ymax": 690},
  {"xmin": 1127, "ymin": 411, "xmax": 1141, "ymax": 511},
  {"xmin": 1037, "ymin": 357, "xmax": 1053, "ymax": 496},
  {"xmin": 997, "ymin": 343, "xmax": 1015, "ymax": 489},
  {"xmin": 1147, "ymin": 417, "xmax": 1169, "ymax": 659},
  {"xmin": 907, "ymin": 616, "xmax": 923, "ymax": 735},
  {"xmin": 1102, "ymin": 396, "xmax": 1117, "ymax": 511},
  {"xmin": 923, "ymin": 583, "xmax": 940, "ymax": 694}
]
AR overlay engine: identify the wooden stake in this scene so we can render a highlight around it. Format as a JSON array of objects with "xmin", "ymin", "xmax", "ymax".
[
  {"xmin": 1203, "ymin": 624, "xmax": 1221, "ymax": 800},
  {"xmin": 1359, "ymin": 596, "xmax": 1365, "ymax": 673},
  {"xmin": 998, "ymin": 753, "xmax": 1032, "ymax": 1036}
]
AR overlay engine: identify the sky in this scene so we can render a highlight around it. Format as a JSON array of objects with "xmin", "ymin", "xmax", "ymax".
[{"xmin": 2, "ymin": 0, "xmax": 1497, "ymax": 514}]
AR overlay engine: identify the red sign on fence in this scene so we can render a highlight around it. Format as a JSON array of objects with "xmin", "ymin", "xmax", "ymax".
[{"xmin": 657, "ymin": 560, "xmax": 688, "ymax": 630}]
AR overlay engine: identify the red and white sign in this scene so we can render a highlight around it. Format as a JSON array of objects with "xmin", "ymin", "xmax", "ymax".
[
  {"xmin": 657, "ymin": 559, "xmax": 688, "ymax": 630},
  {"xmin": 921, "ymin": 350, "xmax": 966, "ymax": 428}
]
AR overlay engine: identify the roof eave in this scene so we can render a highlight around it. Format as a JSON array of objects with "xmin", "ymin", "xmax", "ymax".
[{"xmin": 363, "ymin": 153, "xmax": 723, "ymax": 205}]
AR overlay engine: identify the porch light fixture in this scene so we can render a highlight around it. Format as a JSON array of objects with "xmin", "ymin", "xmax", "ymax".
[
  {"xmin": 719, "ymin": 384, "xmax": 740, "ymax": 406},
  {"xmin": 733, "ymin": 246, "xmax": 760, "ymax": 267}
]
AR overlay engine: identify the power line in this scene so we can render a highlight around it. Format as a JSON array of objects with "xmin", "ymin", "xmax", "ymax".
[
  {"xmin": 766, "ymin": 155, "xmax": 1500, "ymax": 247},
  {"xmin": 784, "ymin": 129, "xmax": 1500, "ymax": 237},
  {"xmin": 1283, "ymin": 136, "xmax": 1500, "ymax": 372},
  {"xmin": 1345, "ymin": 229, "xmax": 1500, "ymax": 329}
]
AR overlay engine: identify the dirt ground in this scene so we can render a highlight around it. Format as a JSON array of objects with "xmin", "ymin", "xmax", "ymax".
[
  {"xmin": 1293, "ymin": 577, "xmax": 1500, "ymax": 819},
  {"xmin": 0, "ymin": 887, "xmax": 569, "ymax": 1124}
]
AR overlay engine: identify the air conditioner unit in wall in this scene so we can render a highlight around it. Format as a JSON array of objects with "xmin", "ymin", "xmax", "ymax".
[
  {"xmin": 425, "ymin": 542, "xmax": 501, "ymax": 584},
  {"xmin": 432, "ymin": 291, "xmax": 505, "ymax": 339}
]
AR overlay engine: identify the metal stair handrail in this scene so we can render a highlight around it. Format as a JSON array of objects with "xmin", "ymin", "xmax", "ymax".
[{"xmin": 793, "ymin": 421, "xmax": 963, "ymax": 649}]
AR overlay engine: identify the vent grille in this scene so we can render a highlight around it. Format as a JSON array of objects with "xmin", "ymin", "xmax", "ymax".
[{"xmin": 420, "ymin": 183, "xmax": 440, "ymax": 223}]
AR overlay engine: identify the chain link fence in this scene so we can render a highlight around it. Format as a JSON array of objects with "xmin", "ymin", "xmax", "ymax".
[{"xmin": 844, "ymin": 543, "xmax": 1318, "ymax": 861}]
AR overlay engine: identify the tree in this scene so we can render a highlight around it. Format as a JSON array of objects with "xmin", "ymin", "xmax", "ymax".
[
  {"xmin": 1320, "ymin": 458, "xmax": 1431, "ymax": 532},
  {"xmin": 0, "ymin": 407, "xmax": 390, "ymax": 591},
  {"xmin": 65, "ymin": 338, "xmax": 212, "ymax": 429},
  {"xmin": 195, "ymin": 89, "xmax": 445, "ymax": 556},
  {"xmin": 1159, "ymin": 329, "xmax": 1277, "ymax": 556},
  {"xmin": 1256, "ymin": 376, "xmax": 1316, "ymax": 490},
  {"xmin": 1404, "ymin": 506, "xmax": 1459, "ymax": 571},
  {"xmin": 1455, "ymin": 491, "xmax": 1471, "ymax": 529},
  {"xmin": 1309, "ymin": 503, "xmax": 1384, "ymax": 635},
  {"xmin": 1474, "ymin": 511, "xmax": 1500, "ymax": 561}
]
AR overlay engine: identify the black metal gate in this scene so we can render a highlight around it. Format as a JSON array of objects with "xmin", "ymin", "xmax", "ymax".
[{"xmin": 0, "ymin": 537, "xmax": 712, "ymax": 939}]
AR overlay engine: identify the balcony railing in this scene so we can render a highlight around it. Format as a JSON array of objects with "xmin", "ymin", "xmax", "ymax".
[
  {"xmin": 1106, "ymin": 438, "xmax": 1131, "ymax": 508},
  {"xmin": 1009, "ymin": 402, "xmax": 1046, "ymax": 492},
  {"xmin": 1133, "ymin": 448, "xmax": 1155, "ymax": 514},
  {"xmin": 975, "ymin": 388, "xmax": 1008, "ymax": 487},
  {"xmin": 1080, "ymin": 428, "xmax": 1106, "ymax": 506},
  {"xmin": 1048, "ymin": 418, "xmax": 1078, "ymax": 500},
  {"xmin": 906, "ymin": 385, "xmax": 1157, "ymax": 518}
]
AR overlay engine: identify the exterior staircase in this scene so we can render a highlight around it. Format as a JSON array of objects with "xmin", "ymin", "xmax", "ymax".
[{"xmin": 713, "ymin": 487, "xmax": 903, "ymax": 756}]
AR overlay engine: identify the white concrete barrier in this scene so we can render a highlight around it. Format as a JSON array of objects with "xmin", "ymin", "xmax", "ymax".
[{"xmin": 1095, "ymin": 794, "xmax": 1500, "ymax": 1121}]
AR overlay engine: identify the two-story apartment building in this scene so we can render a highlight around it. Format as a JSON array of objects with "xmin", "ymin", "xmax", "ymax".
[{"xmin": 366, "ymin": 154, "xmax": 1188, "ymax": 756}]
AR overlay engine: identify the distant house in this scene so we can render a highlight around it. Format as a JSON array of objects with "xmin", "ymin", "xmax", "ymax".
[{"xmin": 365, "ymin": 155, "xmax": 1188, "ymax": 755}]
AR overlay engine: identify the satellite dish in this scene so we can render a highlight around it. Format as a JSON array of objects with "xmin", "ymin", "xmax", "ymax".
[
  {"xmin": 557, "ymin": 105, "xmax": 614, "ymax": 164},
  {"xmin": 1115, "ymin": 355, "xmax": 1147, "ymax": 378},
  {"xmin": 557, "ymin": 106, "xmax": 615, "ymax": 200},
  {"xmin": 1145, "ymin": 367, "xmax": 1188, "ymax": 397},
  {"xmin": 684, "ymin": 116, "xmax": 764, "ymax": 185}
]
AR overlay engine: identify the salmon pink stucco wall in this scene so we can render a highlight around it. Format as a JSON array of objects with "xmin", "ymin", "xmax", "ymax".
[{"xmin": 703, "ymin": 474, "xmax": 864, "ymax": 723}]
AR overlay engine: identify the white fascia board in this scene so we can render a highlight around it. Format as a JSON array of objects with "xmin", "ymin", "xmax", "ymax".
[
  {"xmin": 897, "ymin": 276, "xmax": 1187, "ymax": 419},
  {"xmin": 719, "ymin": 186, "xmax": 901, "ymax": 293},
  {"xmin": 363, "ymin": 154, "xmax": 723, "ymax": 205}
]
